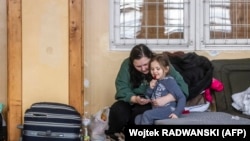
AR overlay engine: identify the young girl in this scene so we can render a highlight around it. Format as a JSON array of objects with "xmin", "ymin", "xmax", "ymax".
[{"xmin": 135, "ymin": 54, "xmax": 186, "ymax": 125}]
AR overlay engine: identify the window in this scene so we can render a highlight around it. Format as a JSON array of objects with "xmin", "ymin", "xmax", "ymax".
[{"xmin": 110, "ymin": 0, "xmax": 250, "ymax": 51}]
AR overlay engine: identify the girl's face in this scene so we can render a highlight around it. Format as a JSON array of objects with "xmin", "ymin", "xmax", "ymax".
[
  {"xmin": 133, "ymin": 57, "xmax": 151, "ymax": 74},
  {"xmin": 150, "ymin": 60, "xmax": 169, "ymax": 80}
]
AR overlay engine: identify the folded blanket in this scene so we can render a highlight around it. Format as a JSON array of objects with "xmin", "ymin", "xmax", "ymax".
[
  {"xmin": 232, "ymin": 87, "xmax": 250, "ymax": 115},
  {"xmin": 185, "ymin": 102, "xmax": 210, "ymax": 112}
]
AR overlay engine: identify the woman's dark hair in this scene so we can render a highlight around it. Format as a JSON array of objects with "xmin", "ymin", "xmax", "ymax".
[{"xmin": 129, "ymin": 44, "xmax": 154, "ymax": 88}]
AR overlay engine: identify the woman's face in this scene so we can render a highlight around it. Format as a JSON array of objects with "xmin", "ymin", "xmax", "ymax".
[{"xmin": 133, "ymin": 57, "xmax": 151, "ymax": 74}]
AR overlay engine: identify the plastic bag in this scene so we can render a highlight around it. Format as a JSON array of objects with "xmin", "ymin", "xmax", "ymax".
[{"xmin": 89, "ymin": 106, "xmax": 110, "ymax": 141}]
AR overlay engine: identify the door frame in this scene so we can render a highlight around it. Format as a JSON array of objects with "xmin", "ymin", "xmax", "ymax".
[{"xmin": 7, "ymin": 0, "xmax": 83, "ymax": 140}]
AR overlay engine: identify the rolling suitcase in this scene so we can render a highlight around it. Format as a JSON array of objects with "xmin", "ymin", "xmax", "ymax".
[{"xmin": 22, "ymin": 102, "xmax": 82, "ymax": 141}]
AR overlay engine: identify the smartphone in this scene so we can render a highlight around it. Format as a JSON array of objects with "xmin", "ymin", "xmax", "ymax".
[{"xmin": 139, "ymin": 95, "xmax": 148, "ymax": 99}]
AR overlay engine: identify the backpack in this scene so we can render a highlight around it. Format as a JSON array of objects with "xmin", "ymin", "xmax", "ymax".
[{"xmin": 164, "ymin": 52, "xmax": 214, "ymax": 100}]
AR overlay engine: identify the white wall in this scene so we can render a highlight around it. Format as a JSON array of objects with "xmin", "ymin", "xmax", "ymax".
[{"xmin": 22, "ymin": 0, "xmax": 69, "ymax": 111}]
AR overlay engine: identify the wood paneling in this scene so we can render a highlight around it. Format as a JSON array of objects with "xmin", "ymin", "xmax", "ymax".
[
  {"xmin": 69, "ymin": 0, "xmax": 83, "ymax": 115},
  {"xmin": 7, "ymin": 0, "xmax": 22, "ymax": 140}
]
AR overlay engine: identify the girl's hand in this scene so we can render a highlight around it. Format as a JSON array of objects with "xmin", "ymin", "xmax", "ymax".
[
  {"xmin": 149, "ymin": 79, "xmax": 157, "ymax": 89},
  {"xmin": 169, "ymin": 113, "xmax": 178, "ymax": 119}
]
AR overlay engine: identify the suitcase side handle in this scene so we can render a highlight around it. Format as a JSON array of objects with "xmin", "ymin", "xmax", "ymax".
[
  {"xmin": 36, "ymin": 130, "xmax": 64, "ymax": 137},
  {"xmin": 23, "ymin": 130, "xmax": 80, "ymax": 138},
  {"xmin": 32, "ymin": 113, "xmax": 47, "ymax": 117}
]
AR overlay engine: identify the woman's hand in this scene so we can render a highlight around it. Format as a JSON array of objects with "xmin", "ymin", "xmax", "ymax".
[
  {"xmin": 151, "ymin": 94, "xmax": 176, "ymax": 107},
  {"xmin": 131, "ymin": 95, "xmax": 150, "ymax": 105}
]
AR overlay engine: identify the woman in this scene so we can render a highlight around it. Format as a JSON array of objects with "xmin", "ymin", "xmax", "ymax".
[{"xmin": 105, "ymin": 44, "xmax": 188, "ymax": 140}]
